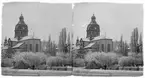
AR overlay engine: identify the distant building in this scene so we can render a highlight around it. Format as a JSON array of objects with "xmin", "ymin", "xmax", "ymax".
[
  {"xmin": 3, "ymin": 14, "xmax": 41, "ymax": 52},
  {"xmin": 76, "ymin": 14, "xmax": 113, "ymax": 52}
]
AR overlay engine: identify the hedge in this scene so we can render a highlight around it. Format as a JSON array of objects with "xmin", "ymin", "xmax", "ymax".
[
  {"xmin": 13, "ymin": 52, "xmax": 47, "ymax": 69},
  {"xmin": 1, "ymin": 58, "xmax": 13, "ymax": 67},
  {"xmin": 85, "ymin": 52, "xmax": 118, "ymax": 69}
]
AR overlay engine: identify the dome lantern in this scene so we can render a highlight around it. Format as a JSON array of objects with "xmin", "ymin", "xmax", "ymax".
[
  {"xmin": 19, "ymin": 13, "xmax": 24, "ymax": 21},
  {"xmin": 91, "ymin": 14, "xmax": 96, "ymax": 20}
]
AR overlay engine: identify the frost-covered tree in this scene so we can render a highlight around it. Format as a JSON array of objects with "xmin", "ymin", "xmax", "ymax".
[
  {"xmin": 58, "ymin": 28, "xmax": 67, "ymax": 52},
  {"xmin": 130, "ymin": 28, "xmax": 139, "ymax": 53},
  {"xmin": 139, "ymin": 32, "xmax": 143, "ymax": 53}
]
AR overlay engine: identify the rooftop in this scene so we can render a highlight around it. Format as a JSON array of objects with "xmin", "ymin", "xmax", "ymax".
[
  {"xmin": 82, "ymin": 35, "xmax": 112, "ymax": 42},
  {"xmin": 20, "ymin": 35, "xmax": 40, "ymax": 41},
  {"xmin": 92, "ymin": 35, "xmax": 111, "ymax": 41},
  {"xmin": 84, "ymin": 42, "xmax": 96, "ymax": 48},
  {"xmin": 12, "ymin": 42, "xmax": 24, "ymax": 48},
  {"xmin": 10, "ymin": 38, "xmax": 18, "ymax": 41}
]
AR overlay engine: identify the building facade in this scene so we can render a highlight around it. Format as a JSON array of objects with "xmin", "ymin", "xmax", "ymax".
[
  {"xmin": 3, "ymin": 14, "xmax": 41, "ymax": 52},
  {"xmin": 76, "ymin": 14, "xmax": 113, "ymax": 52}
]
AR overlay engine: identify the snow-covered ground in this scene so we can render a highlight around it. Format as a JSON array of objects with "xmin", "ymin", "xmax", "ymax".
[
  {"xmin": 2, "ymin": 67, "xmax": 143, "ymax": 76},
  {"xmin": 73, "ymin": 67, "xmax": 143, "ymax": 76},
  {"xmin": 2, "ymin": 67, "xmax": 72, "ymax": 76}
]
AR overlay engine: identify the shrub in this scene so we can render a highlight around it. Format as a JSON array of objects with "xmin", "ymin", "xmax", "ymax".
[
  {"xmin": 35, "ymin": 52, "xmax": 47, "ymax": 65},
  {"xmin": 127, "ymin": 52, "xmax": 143, "ymax": 66},
  {"xmin": 56, "ymin": 52, "xmax": 72, "ymax": 66},
  {"xmin": 128, "ymin": 52, "xmax": 136, "ymax": 57},
  {"xmin": 13, "ymin": 60, "xmax": 30, "ymax": 69},
  {"xmin": 128, "ymin": 52, "xmax": 143, "ymax": 58},
  {"xmin": 73, "ymin": 58, "xmax": 85, "ymax": 67},
  {"xmin": 13, "ymin": 52, "xmax": 47, "ymax": 69},
  {"xmin": 63, "ymin": 57, "xmax": 72, "ymax": 66},
  {"xmin": 118, "ymin": 56, "xmax": 136, "ymax": 67},
  {"xmin": 107, "ymin": 52, "xmax": 118, "ymax": 65},
  {"xmin": 2, "ymin": 50, "xmax": 7, "ymax": 59},
  {"xmin": 56, "ymin": 52, "xmax": 67, "ymax": 58},
  {"xmin": 1, "ymin": 58, "xmax": 13, "ymax": 67},
  {"xmin": 84, "ymin": 52, "xmax": 96, "ymax": 62},
  {"xmin": 46, "ymin": 56, "xmax": 64, "ymax": 67},
  {"xmin": 108, "ymin": 64, "xmax": 119, "ymax": 70},
  {"xmin": 36, "ymin": 65, "xmax": 47, "ymax": 70},
  {"xmin": 85, "ymin": 61, "xmax": 102, "ymax": 69},
  {"xmin": 85, "ymin": 52, "xmax": 118, "ymax": 69},
  {"xmin": 134, "ymin": 58, "xmax": 143, "ymax": 66}
]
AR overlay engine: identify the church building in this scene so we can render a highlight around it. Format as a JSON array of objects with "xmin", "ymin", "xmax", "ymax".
[
  {"xmin": 76, "ymin": 14, "xmax": 113, "ymax": 52},
  {"xmin": 3, "ymin": 14, "xmax": 41, "ymax": 52}
]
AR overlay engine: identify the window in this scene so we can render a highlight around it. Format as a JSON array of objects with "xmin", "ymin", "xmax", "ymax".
[
  {"xmin": 30, "ymin": 44, "xmax": 32, "ymax": 51},
  {"xmin": 108, "ymin": 44, "xmax": 111, "ymax": 52},
  {"xmin": 36, "ymin": 44, "xmax": 38, "ymax": 52},
  {"xmin": 101, "ymin": 44, "xmax": 104, "ymax": 52}
]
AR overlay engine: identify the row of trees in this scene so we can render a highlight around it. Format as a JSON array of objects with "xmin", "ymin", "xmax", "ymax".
[
  {"xmin": 85, "ymin": 52, "xmax": 143, "ymax": 69},
  {"xmin": 58, "ymin": 28, "xmax": 71, "ymax": 53},
  {"xmin": 117, "ymin": 27, "xmax": 143, "ymax": 56},
  {"xmin": 130, "ymin": 27, "xmax": 142, "ymax": 53},
  {"xmin": 43, "ymin": 27, "xmax": 72, "ymax": 56},
  {"xmin": 117, "ymin": 35, "xmax": 129, "ymax": 56},
  {"xmin": 45, "ymin": 35, "xmax": 57, "ymax": 56}
]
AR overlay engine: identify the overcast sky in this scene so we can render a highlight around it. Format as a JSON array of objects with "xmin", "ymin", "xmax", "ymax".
[
  {"xmin": 73, "ymin": 3, "xmax": 143, "ymax": 43},
  {"xmin": 2, "ymin": 2, "xmax": 143, "ymax": 44},
  {"xmin": 2, "ymin": 2, "xmax": 72, "ymax": 43}
]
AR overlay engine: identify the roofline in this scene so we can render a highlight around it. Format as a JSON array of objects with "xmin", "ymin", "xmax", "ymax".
[
  {"xmin": 11, "ymin": 40, "xmax": 18, "ymax": 42},
  {"xmin": 82, "ymin": 38, "xmax": 112, "ymax": 42},
  {"xmin": 91, "ymin": 38, "xmax": 112, "ymax": 41},
  {"xmin": 19, "ymin": 38, "xmax": 41, "ymax": 42}
]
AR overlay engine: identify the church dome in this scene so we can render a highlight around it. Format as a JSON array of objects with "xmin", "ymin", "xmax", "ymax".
[
  {"xmin": 87, "ymin": 14, "xmax": 99, "ymax": 30},
  {"xmin": 87, "ymin": 22, "xmax": 99, "ymax": 31},
  {"xmin": 14, "ymin": 14, "xmax": 28, "ymax": 40},
  {"xmin": 15, "ymin": 14, "xmax": 28, "ymax": 30},
  {"xmin": 15, "ymin": 23, "xmax": 28, "ymax": 31},
  {"xmin": 15, "ymin": 14, "xmax": 28, "ymax": 31},
  {"xmin": 86, "ymin": 14, "xmax": 100, "ymax": 40}
]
